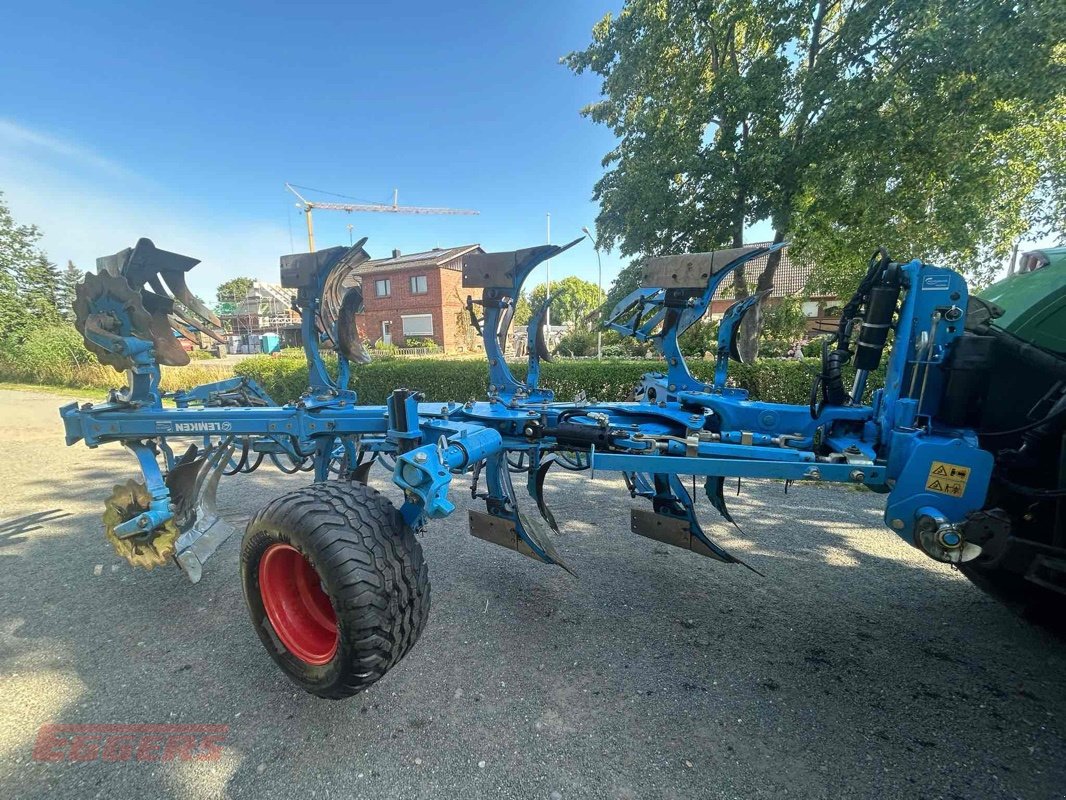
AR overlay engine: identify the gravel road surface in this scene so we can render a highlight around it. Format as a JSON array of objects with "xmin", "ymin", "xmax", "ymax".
[{"xmin": 0, "ymin": 388, "xmax": 1063, "ymax": 799}]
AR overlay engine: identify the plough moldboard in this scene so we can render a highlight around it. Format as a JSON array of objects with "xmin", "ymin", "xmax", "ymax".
[{"xmin": 61, "ymin": 235, "xmax": 1003, "ymax": 698}]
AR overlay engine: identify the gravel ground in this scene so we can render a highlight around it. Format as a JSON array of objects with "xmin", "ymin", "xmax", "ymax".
[{"xmin": 0, "ymin": 388, "xmax": 1064, "ymax": 800}]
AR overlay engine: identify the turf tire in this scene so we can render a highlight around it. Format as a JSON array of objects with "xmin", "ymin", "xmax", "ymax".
[{"xmin": 241, "ymin": 481, "xmax": 430, "ymax": 699}]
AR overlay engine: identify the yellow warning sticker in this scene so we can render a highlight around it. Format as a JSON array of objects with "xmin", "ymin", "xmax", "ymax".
[{"xmin": 925, "ymin": 461, "xmax": 971, "ymax": 498}]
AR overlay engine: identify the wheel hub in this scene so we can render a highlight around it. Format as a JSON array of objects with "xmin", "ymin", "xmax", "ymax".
[{"xmin": 258, "ymin": 544, "xmax": 338, "ymax": 665}]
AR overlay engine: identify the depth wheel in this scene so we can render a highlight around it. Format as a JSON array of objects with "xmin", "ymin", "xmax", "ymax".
[{"xmin": 241, "ymin": 482, "xmax": 430, "ymax": 699}]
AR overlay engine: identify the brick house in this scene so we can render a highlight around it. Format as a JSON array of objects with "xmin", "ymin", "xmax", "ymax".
[
  {"xmin": 348, "ymin": 245, "xmax": 483, "ymax": 351},
  {"xmin": 708, "ymin": 243, "xmax": 841, "ymax": 332}
]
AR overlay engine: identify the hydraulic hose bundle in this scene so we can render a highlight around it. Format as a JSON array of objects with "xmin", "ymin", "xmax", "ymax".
[{"xmin": 811, "ymin": 247, "xmax": 901, "ymax": 417}]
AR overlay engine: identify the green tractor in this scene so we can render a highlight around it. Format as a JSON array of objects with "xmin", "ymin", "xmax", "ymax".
[{"xmin": 959, "ymin": 247, "xmax": 1066, "ymax": 618}]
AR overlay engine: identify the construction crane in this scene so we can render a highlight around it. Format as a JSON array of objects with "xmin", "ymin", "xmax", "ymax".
[{"xmin": 285, "ymin": 183, "xmax": 479, "ymax": 252}]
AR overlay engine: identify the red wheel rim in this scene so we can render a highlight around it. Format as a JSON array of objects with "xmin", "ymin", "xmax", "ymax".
[{"xmin": 258, "ymin": 543, "xmax": 338, "ymax": 665}]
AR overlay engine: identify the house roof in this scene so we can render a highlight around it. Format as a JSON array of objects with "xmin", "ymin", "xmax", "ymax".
[
  {"xmin": 717, "ymin": 242, "xmax": 834, "ymax": 300},
  {"xmin": 352, "ymin": 244, "xmax": 482, "ymax": 275}
]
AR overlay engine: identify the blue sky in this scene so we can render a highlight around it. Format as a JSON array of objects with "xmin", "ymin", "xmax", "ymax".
[
  {"xmin": 0, "ymin": 0, "xmax": 650, "ymax": 298},
  {"xmin": 0, "ymin": 1, "xmax": 1048, "ymax": 300}
]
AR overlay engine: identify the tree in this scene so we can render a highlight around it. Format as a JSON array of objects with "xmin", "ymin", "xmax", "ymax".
[
  {"xmin": 602, "ymin": 258, "xmax": 644, "ymax": 320},
  {"xmin": 513, "ymin": 292, "xmax": 533, "ymax": 327},
  {"xmin": 57, "ymin": 261, "xmax": 85, "ymax": 322},
  {"xmin": 761, "ymin": 297, "xmax": 809, "ymax": 342},
  {"xmin": 797, "ymin": 87, "xmax": 1066, "ymax": 295},
  {"xmin": 679, "ymin": 319, "xmax": 718, "ymax": 358},
  {"xmin": 0, "ymin": 268, "xmax": 20, "ymax": 347},
  {"xmin": 566, "ymin": 0, "xmax": 1065, "ymax": 351},
  {"xmin": 527, "ymin": 276, "xmax": 606, "ymax": 330},
  {"xmin": 216, "ymin": 277, "xmax": 254, "ymax": 306},
  {"xmin": 18, "ymin": 253, "xmax": 62, "ymax": 325},
  {"xmin": 0, "ymin": 192, "xmax": 61, "ymax": 344}
]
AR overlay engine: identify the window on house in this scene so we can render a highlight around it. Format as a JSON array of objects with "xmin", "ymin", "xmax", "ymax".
[
  {"xmin": 402, "ymin": 314, "xmax": 434, "ymax": 337},
  {"xmin": 801, "ymin": 301, "xmax": 820, "ymax": 318},
  {"xmin": 409, "ymin": 275, "xmax": 428, "ymax": 294},
  {"xmin": 375, "ymin": 279, "xmax": 391, "ymax": 297}
]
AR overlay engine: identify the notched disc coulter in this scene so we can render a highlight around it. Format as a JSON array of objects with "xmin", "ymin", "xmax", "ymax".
[{"xmin": 102, "ymin": 479, "xmax": 180, "ymax": 569}]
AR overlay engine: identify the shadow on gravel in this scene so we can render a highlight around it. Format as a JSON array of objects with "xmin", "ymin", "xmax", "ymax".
[
  {"xmin": 0, "ymin": 509, "xmax": 71, "ymax": 546},
  {"xmin": 1, "ymin": 455, "xmax": 1065, "ymax": 800}
]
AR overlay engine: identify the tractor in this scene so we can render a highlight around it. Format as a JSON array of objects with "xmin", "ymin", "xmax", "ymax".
[{"xmin": 59, "ymin": 236, "xmax": 1065, "ymax": 698}]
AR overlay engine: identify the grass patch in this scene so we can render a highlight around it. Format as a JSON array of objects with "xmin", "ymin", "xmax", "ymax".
[
  {"xmin": 0, "ymin": 381, "xmax": 103, "ymax": 400},
  {"xmin": 0, "ymin": 361, "xmax": 236, "ymax": 393},
  {"xmin": 0, "ymin": 324, "xmax": 237, "ymax": 395}
]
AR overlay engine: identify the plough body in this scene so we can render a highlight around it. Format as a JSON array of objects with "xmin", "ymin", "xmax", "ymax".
[{"xmin": 57, "ymin": 235, "xmax": 1065, "ymax": 697}]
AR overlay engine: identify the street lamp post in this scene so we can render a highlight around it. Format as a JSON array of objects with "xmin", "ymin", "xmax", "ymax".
[{"xmin": 582, "ymin": 226, "xmax": 604, "ymax": 359}]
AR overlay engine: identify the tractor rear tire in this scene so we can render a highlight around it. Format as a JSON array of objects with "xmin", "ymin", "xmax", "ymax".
[
  {"xmin": 960, "ymin": 558, "xmax": 1066, "ymax": 631},
  {"xmin": 241, "ymin": 481, "xmax": 430, "ymax": 699}
]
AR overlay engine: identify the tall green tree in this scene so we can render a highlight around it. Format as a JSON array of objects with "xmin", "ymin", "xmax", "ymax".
[
  {"xmin": 57, "ymin": 261, "xmax": 85, "ymax": 321},
  {"xmin": 513, "ymin": 291, "xmax": 533, "ymax": 327},
  {"xmin": 215, "ymin": 277, "xmax": 254, "ymax": 306},
  {"xmin": 0, "ymin": 192, "xmax": 61, "ymax": 344},
  {"xmin": 18, "ymin": 253, "xmax": 62, "ymax": 324},
  {"xmin": 528, "ymin": 276, "xmax": 606, "ymax": 330},
  {"xmin": 566, "ymin": 0, "xmax": 1065, "ymax": 348},
  {"xmin": 0, "ymin": 268, "xmax": 20, "ymax": 347}
]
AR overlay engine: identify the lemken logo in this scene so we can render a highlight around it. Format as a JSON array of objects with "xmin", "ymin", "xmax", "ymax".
[{"xmin": 173, "ymin": 421, "xmax": 233, "ymax": 433}]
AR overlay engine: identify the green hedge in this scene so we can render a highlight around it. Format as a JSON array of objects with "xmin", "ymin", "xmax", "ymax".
[
  {"xmin": 0, "ymin": 328, "xmax": 884, "ymax": 407},
  {"xmin": 4, "ymin": 321, "xmax": 885, "ymax": 409},
  {"xmin": 235, "ymin": 353, "xmax": 885, "ymax": 406}
]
